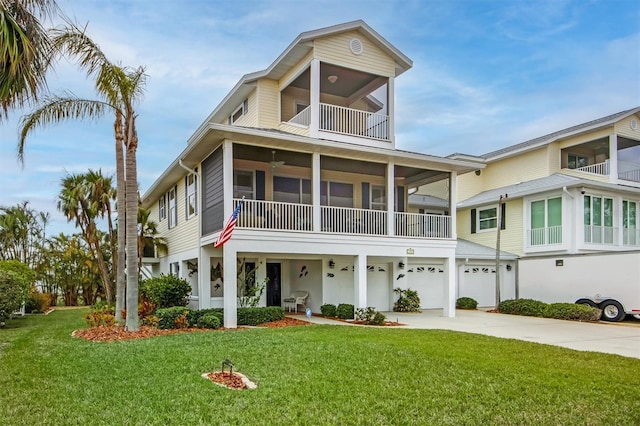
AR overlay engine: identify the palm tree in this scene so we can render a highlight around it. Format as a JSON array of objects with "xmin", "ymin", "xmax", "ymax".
[
  {"xmin": 0, "ymin": 0, "xmax": 58, "ymax": 121},
  {"xmin": 18, "ymin": 24, "xmax": 146, "ymax": 330}
]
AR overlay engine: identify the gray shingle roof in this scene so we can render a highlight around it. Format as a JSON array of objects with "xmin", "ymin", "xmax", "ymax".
[
  {"xmin": 408, "ymin": 194, "xmax": 449, "ymax": 209},
  {"xmin": 456, "ymin": 239, "xmax": 518, "ymax": 260}
]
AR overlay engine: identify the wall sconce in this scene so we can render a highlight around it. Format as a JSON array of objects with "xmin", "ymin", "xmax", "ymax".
[
  {"xmin": 329, "ymin": 259, "xmax": 335, "ymax": 269},
  {"xmin": 506, "ymin": 264, "xmax": 512, "ymax": 271},
  {"xmin": 327, "ymin": 75, "xmax": 338, "ymax": 83},
  {"xmin": 398, "ymin": 262, "xmax": 405, "ymax": 269}
]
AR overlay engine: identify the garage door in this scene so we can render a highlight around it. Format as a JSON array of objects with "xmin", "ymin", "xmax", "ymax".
[
  {"xmin": 459, "ymin": 265, "xmax": 496, "ymax": 307},
  {"xmin": 407, "ymin": 264, "xmax": 445, "ymax": 309},
  {"xmin": 367, "ymin": 264, "xmax": 391, "ymax": 311}
]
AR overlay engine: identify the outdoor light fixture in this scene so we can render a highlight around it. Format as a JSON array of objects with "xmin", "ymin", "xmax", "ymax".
[
  {"xmin": 328, "ymin": 75, "xmax": 338, "ymax": 83},
  {"xmin": 329, "ymin": 259, "xmax": 335, "ymax": 269},
  {"xmin": 398, "ymin": 262, "xmax": 405, "ymax": 269},
  {"xmin": 222, "ymin": 359, "xmax": 234, "ymax": 376},
  {"xmin": 506, "ymin": 264, "xmax": 512, "ymax": 271}
]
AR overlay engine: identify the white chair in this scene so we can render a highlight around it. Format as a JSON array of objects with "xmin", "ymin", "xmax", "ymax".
[{"xmin": 283, "ymin": 291, "xmax": 308, "ymax": 313}]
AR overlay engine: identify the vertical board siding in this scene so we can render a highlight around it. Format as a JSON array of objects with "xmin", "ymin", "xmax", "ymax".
[
  {"xmin": 202, "ymin": 147, "xmax": 224, "ymax": 235},
  {"xmin": 314, "ymin": 31, "xmax": 396, "ymax": 77}
]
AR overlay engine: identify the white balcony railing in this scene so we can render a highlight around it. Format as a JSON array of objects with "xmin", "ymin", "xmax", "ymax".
[
  {"xmin": 584, "ymin": 225, "xmax": 617, "ymax": 245},
  {"xmin": 320, "ymin": 103, "xmax": 389, "ymax": 141},
  {"xmin": 320, "ymin": 206, "xmax": 388, "ymax": 235},
  {"xmin": 618, "ymin": 161, "xmax": 640, "ymax": 182},
  {"xmin": 528, "ymin": 226, "xmax": 563, "ymax": 246},
  {"xmin": 623, "ymin": 228, "xmax": 640, "ymax": 246},
  {"xmin": 288, "ymin": 106, "xmax": 311, "ymax": 126},
  {"xmin": 575, "ymin": 162, "xmax": 609, "ymax": 176},
  {"xmin": 395, "ymin": 212, "xmax": 451, "ymax": 239},
  {"xmin": 235, "ymin": 199, "xmax": 313, "ymax": 231}
]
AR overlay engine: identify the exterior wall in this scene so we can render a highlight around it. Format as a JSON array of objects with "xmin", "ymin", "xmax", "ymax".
[
  {"xmin": 456, "ymin": 171, "xmax": 485, "ymax": 203},
  {"xmin": 557, "ymin": 128, "xmax": 611, "ymax": 149},
  {"xmin": 547, "ymin": 142, "xmax": 561, "ymax": 174},
  {"xmin": 614, "ymin": 115, "xmax": 640, "ymax": 140},
  {"xmin": 314, "ymin": 30, "xmax": 395, "ymax": 77},
  {"xmin": 457, "ymin": 199, "xmax": 524, "ymax": 256},
  {"xmin": 231, "ymin": 89, "xmax": 257, "ymax": 127},
  {"xmin": 202, "ymin": 147, "xmax": 224, "ymax": 236},
  {"xmin": 456, "ymin": 260, "xmax": 516, "ymax": 307},
  {"xmin": 483, "ymin": 148, "xmax": 550, "ymax": 190},
  {"xmin": 257, "ymin": 79, "xmax": 279, "ymax": 128}
]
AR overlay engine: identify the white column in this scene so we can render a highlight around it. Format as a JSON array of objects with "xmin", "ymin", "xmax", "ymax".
[
  {"xmin": 443, "ymin": 253, "xmax": 456, "ymax": 318},
  {"xmin": 310, "ymin": 59, "xmax": 320, "ymax": 138},
  {"xmin": 609, "ymin": 133, "xmax": 618, "ymax": 184},
  {"xmin": 387, "ymin": 76, "xmax": 395, "ymax": 145},
  {"xmin": 353, "ymin": 254, "xmax": 367, "ymax": 309},
  {"xmin": 223, "ymin": 139, "xmax": 234, "ymax": 218},
  {"xmin": 312, "ymin": 152, "xmax": 321, "ymax": 232},
  {"xmin": 223, "ymin": 243, "xmax": 238, "ymax": 328},
  {"xmin": 449, "ymin": 171, "xmax": 457, "ymax": 239},
  {"xmin": 387, "ymin": 162, "xmax": 395, "ymax": 236},
  {"xmin": 199, "ymin": 246, "xmax": 213, "ymax": 309}
]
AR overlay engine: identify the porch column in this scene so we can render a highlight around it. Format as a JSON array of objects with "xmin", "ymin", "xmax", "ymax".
[
  {"xmin": 223, "ymin": 243, "xmax": 238, "ymax": 328},
  {"xmin": 310, "ymin": 59, "xmax": 320, "ymax": 138},
  {"xmin": 199, "ymin": 245, "xmax": 214, "ymax": 309},
  {"xmin": 443, "ymin": 253, "xmax": 456, "ymax": 318},
  {"xmin": 609, "ymin": 133, "xmax": 618, "ymax": 184},
  {"xmin": 387, "ymin": 76, "xmax": 395, "ymax": 145},
  {"xmin": 223, "ymin": 139, "xmax": 234, "ymax": 218},
  {"xmin": 312, "ymin": 152, "xmax": 321, "ymax": 232},
  {"xmin": 354, "ymin": 254, "xmax": 367, "ymax": 309},
  {"xmin": 449, "ymin": 171, "xmax": 457, "ymax": 239},
  {"xmin": 387, "ymin": 162, "xmax": 395, "ymax": 236}
]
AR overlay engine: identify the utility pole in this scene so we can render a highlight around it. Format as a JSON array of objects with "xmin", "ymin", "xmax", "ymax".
[{"xmin": 495, "ymin": 194, "xmax": 508, "ymax": 307}]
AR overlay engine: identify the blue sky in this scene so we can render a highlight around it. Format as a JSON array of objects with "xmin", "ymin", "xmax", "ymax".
[{"xmin": 1, "ymin": 0, "xmax": 639, "ymax": 235}]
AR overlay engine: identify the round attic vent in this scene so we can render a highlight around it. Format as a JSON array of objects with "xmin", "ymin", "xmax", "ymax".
[
  {"xmin": 350, "ymin": 38, "xmax": 363, "ymax": 55},
  {"xmin": 631, "ymin": 119, "xmax": 638, "ymax": 130}
]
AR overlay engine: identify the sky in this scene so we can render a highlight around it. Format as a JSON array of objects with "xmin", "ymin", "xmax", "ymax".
[{"xmin": 1, "ymin": 0, "xmax": 639, "ymax": 236}]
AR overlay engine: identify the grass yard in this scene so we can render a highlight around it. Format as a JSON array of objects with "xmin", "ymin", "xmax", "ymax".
[{"xmin": 1, "ymin": 309, "xmax": 639, "ymax": 425}]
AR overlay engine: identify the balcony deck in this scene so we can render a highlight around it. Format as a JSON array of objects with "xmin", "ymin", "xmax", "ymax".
[{"xmin": 564, "ymin": 160, "xmax": 640, "ymax": 183}]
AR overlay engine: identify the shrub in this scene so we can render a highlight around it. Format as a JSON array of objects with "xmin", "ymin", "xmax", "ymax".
[
  {"xmin": 156, "ymin": 306, "xmax": 191, "ymax": 329},
  {"xmin": 85, "ymin": 306, "xmax": 116, "ymax": 328},
  {"xmin": 0, "ymin": 260, "xmax": 35, "ymax": 303},
  {"xmin": 140, "ymin": 274, "xmax": 191, "ymax": 309},
  {"xmin": 498, "ymin": 299, "xmax": 547, "ymax": 317},
  {"xmin": 370, "ymin": 311, "xmax": 386, "ymax": 326},
  {"xmin": 393, "ymin": 288, "xmax": 421, "ymax": 312},
  {"xmin": 336, "ymin": 303, "xmax": 354, "ymax": 320},
  {"xmin": 456, "ymin": 297, "xmax": 478, "ymax": 310},
  {"xmin": 142, "ymin": 315, "xmax": 160, "ymax": 327},
  {"xmin": 0, "ymin": 271, "xmax": 26, "ymax": 324},
  {"xmin": 320, "ymin": 304, "xmax": 337, "ymax": 317},
  {"xmin": 24, "ymin": 287, "xmax": 50, "ymax": 314},
  {"xmin": 355, "ymin": 307, "xmax": 375, "ymax": 321},
  {"xmin": 187, "ymin": 308, "xmax": 224, "ymax": 327},
  {"xmin": 544, "ymin": 303, "xmax": 601, "ymax": 321},
  {"xmin": 237, "ymin": 307, "xmax": 284, "ymax": 326},
  {"xmin": 197, "ymin": 314, "xmax": 221, "ymax": 329},
  {"xmin": 138, "ymin": 300, "xmax": 156, "ymax": 319}
]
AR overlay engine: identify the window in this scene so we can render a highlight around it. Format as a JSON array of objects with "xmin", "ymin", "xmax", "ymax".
[
  {"xmin": 185, "ymin": 171, "xmax": 197, "ymax": 219},
  {"xmin": 623, "ymin": 200, "xmax": 638, "ymax": 245},
  {"xmin": 158, "ymin": 194, "xmax": 166, "ymax": 221},
  {"xmin": 295, "ymin": 101, "xmax": 308, "ymax": 115},
  {"xmin": 371, "ymin": 186, "xmax": 386, "ymax": 211},
  {"xmin": 568, "ymin": 154, "xmax": 588, "ymax": 169},
  {"xmin": 530, "ymin": 197, "xmax": 562, "ymax": 245},
  {"xmin": 169, "ymin": 262, "xmax": 180, "ymax": 277},
  {"xmin": 478, "ymin": 207, "xmax": 497, "ymax": 231},
  {"xmin": 584, "ymin": 195, "xmax": 613, "ymax": 244},
  {"xmin": 273, "ymin": 176, "xmax": 311, "ymax": 204},
  {"xmin": 168, "ymin": 185, "xmax": 178, "ymax": 228},
  {"xmin": 234, "ymin": 170, "xmax": 254, "ymax": 199},
  {"xmin": 228, "ymin": 99, "xmax": 248, "ymax": 124},
  {"xmin": 320, "ymin": 181, "xmax": 353, "ymax": 207}
]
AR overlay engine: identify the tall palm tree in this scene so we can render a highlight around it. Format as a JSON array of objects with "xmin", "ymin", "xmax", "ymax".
[
  {"xmin": 0, "ymin": 0, "xmax": 58, "ymax": 121},
  {"xmin": 18, "ymin": 24, "xmax": 145, "ymax": 330}
]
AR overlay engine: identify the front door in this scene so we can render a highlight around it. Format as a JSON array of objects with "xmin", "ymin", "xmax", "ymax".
[{"xmin": 266, "ymin": 263, "xmax": 281, "ymax": 307}]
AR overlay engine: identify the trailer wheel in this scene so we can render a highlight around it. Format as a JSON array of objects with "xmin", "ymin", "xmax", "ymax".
[
  {"xmin": 575, "ymin": 298, "xmax": 597, "ymax": 308},
  {"xmin": 599, "ymin": 300, "xmax": 625, "ymax": 322}
]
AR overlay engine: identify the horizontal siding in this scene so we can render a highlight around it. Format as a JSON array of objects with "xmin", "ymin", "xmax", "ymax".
[
  {"xmin": 547, "ymin": 142, "xmax": 561, "ymax": 174},
  {"xmin": 457, "ymin": 200, "xmax": 523, "ymax": 256},
  {"xmin": 278, "ymin": 122, "xmax": 310, "ymax": 136},
  {"xmin": 279, "ymin": 50, "xmax": 313, "ymax": 89},
  {"xmin": 557, "ymin": 128, "xmax": 611, "ymax": 149},
  {"xmin": 483, "ymin": 148, "xmax": 550, "ymax": 190},
  {"xmin": 614, "ymin": 115, "xmax": 640, "ymax": 140},
  {"xmin": 231, "ymin": 89, "xmax": 257, "ymax": 127},
  {"xmin": 314, "ymin": 31, "xmax": 395, "ymax": 77},
  {"xmin": 257, "ymin": 79, "xmax": 279, "ymax": 128},
  {"xmin": 456, "ymin": 172, "xmax": 485, "ymax": 203}
]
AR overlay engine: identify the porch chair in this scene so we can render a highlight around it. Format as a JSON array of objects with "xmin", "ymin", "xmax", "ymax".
[{"xmin": 283, "ymin": 291, "xmax": 308, "ymax": 313}]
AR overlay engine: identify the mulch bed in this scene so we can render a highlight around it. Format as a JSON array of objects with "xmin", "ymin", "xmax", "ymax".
[
  {"xmin": 72, "ymin": 325, "xmax": 211, "ymax": 342},
  {"xmin": 257, "ymin": 317, "xmax": 311, "ymax": 328},
  {"xmin": 205, "ymin": 372, "xmax": 248, "ymax": 389}
]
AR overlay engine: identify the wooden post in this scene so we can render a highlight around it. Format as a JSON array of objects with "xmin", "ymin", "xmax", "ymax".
[{"xmin": 495, "ymin": 194, "xmax": 508, "ymax": 307}]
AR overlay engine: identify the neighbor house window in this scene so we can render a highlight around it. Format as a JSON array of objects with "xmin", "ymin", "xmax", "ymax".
[
  {"xmin": 567, "ymin": 154, "xmax": 588, "ymax": 169},
  {"xmin": 478, "ymin": 207, "xmax": 497, "ymax": 231},
  {"xmin": 158, "ymin": 194, "xmax": 166, "ymax": 221},
  {"xmin": 234, "ymin": 170, "xmax": 254, "ymax": 199},
  {"xmin": 371, "ymin": 186, "xmax": 386, "ymax": 211},
  {"xmin": 623, "ymin": 200, "xmax": 638, "ymax": 246},
  {"xmin": 530, "ymin": 197, "xmax": 562, "ymax": 245},
  {"xmin": 185, "ymin": 170, "xmax": 197, "ymax": 219},
  {"xmin": 168, "ymin": 185, "xmax": 178, "ymax": 229},
  {"xmin": 584, "ymin": 195, "xmax": 613, "ymax": 244},
  {"xmin": 320, "ymin": 181, "xmax": 353, "ymax": 207},
  {"xmin": 273, "ymin": 176, "xmax": 311, "ymax": 204}
]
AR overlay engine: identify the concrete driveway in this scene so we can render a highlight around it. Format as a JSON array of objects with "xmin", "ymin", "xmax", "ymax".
[{"xmin": 297, "ymin": 310, "xmax": 640, "ymax": 359}]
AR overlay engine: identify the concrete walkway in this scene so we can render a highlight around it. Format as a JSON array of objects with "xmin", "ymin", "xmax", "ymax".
[{"xmin": 290, "ymin": 310, "xmax": 640, "ymax": 359}]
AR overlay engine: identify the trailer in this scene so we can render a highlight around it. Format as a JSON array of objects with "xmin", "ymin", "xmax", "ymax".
[{"xmin": 518, "ymin": 252, "xmax": 640, "ymax": 322}]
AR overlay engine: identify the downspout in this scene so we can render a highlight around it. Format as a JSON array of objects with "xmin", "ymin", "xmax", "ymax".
[
  {"xmin": 562, "ymin": 186, "xmax": 574, "ymax": 199},
  {"xmin": 179, "ymin": 159, "xmax": 201, "ymax": 308}
]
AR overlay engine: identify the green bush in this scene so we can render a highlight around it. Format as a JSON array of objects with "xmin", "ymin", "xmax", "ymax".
[
  {"xmin": 24, "ymin": 288, "xmax": 50, "ymax": 314},
  {"xmin": 187, "ymin": 308, "xmax": 223, "ymax": 327},
  {"xmin": 544, "ymin": 303, "xmax": 601, "ymax": 321},
  {"xmin": 336, "ymin": 303, "xmax": 354, "ymax": 320},
  {"xmin": 456, "ymin": 297, "xmax": 478, "ymax": 310},
  {"xmin": 393, "ymin": 288, "xmax": 421, "ymax": 312},
  {"xmin": 355, "ymin": 307, "xmax": 386, "ymax": 325},
  {"xmin": 237, "ymin": 307, "xmax": 284, "ymax": 326},
  {"xmin": 370, "ymin": 311, "xmax": 386, "ymax": 326},
  {"xmin": 320, "ymin": 304, "xmax": 337, "ymax": 317},
  {"xmin": 197, "ymin": 314, "xmax": 221, "ymax": 329},
  {"xmin": 0, "ymin": 271, "xmax": 23, "ymax": 324},
  {"xmin": 156, "ymin": 306, "xmax": 191, "ymax": 329},
  {"xmin": 498, "ymin": 299, "xmax": 547, "ymax": 317},
  {"xmin": 140, "ymin": 274, "xmax": 191, "ymax": 309}
]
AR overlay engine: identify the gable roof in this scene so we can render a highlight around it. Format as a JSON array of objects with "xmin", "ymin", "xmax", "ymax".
[{"xmin": 481, "ymin": 107, "xmax": 640, "ymax": 161}]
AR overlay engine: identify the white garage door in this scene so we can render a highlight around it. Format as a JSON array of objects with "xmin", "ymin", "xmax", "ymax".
[
  {"xmin": 367, "ymin": 264, "xmax": 391, "ymax": 311},
  {"xmin": 407, "ymin": 265, "xmax": 445, "ymax": 309},
  {"xmin": 458, "ymin": 265, "xmax": 496, "ymax": 307}
]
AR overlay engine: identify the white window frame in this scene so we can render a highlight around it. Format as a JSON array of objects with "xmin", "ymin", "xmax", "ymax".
[
  {"xmin": 168, "ymin": 185, "xmax": 178, "ymax": 229},
  {"xmin": 273, "ymin": 176, "xmax": 311, "ymax": 204},
  {"xmin": 229, "ymin": 99, "xmax": 248, "ymax": 124},
  {"xmin": 371, "ymin": 185, "xmax": 386, "ymax": 211},
  {"xmin": 234, "ymin": 170, "xmax": 255, "ymax": 199},
  {"xmin": 169, "ymin": 262, "xmax": 180, "ymax": 277},
  {"xmin": 477, "ymin": 206, "xmax": 497, "ymax": 232},
  {"xmin": 622, "ymin": 199, "xmax": 638, "ymax": 245},
  {"xmin": 185, "ymin": 171, "xmax": 197, "ymax": 219},
  {"xmin": 529, "ymin": 196, "xmax": 563, "ymax": 246},
  {"xmin": 320, "ymin": 181, "xmax": 354, "ymax": 208},
  {"xmin": 159, "ymin": 194, "xmax": 166, "ymax": 221}
]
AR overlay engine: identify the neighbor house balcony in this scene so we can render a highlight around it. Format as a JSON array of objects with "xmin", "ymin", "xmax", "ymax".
[
  {"xmin": 234, "ymin": 198, "xmax": 451, "ymax": 239},
  {"xmin": 527, "ymin": 225, "xmax": 563, "ymax": 247},
  {"xmin": 584, "ymin": 225, "xmax": 618, "ymax": 245}
]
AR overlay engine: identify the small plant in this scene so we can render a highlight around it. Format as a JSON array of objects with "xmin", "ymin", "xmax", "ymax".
[
  {"xmin": 142, "ymin": 315, "xmax": 160, "ymax": 327},
  {"xmin": 85, "ymin": 306, "xmax": 116, "ymax": 328},
  {"xmin": 320, "ymin": 304, "xmax": 337, "ymax": 317},
  {"xmin": 355, "ymin": 307, "xmax": 376, "ymax": 321},
  {"xmin": 499, "ymin": 299, "xmax": 547, "ymax": 317},
  {"xmin": 25, "ymin": 287, "xmax": 50, "ymax": 313},
  {"xmin": 336, "ymin": 303, "xmax": 354, "ymax": 320},
  {"xmin": 140, "ymin": 274, "xmax": 191, "ymax": 309},
  {"xmin": 370, "ymin": 311, "xmax": 386, "ymax": 326},
  {"xmin": 174, "ymin": 313, "xmax": 189, "ymax": 329},
  {"xmin": 393, "ymin": 288, "xmax": 421, "ymax": 312},
  {"xmin": 138, "ymin": 300, "xmax": 156, "ymax": 319},
  {"xmin": 197, "ymin": 313, "xmax": 221, "ymax": 329},
  {"xmin": 156, "ymin": 306, "xmax": 191, "ymax": 329},
  {"xmin": 456, "ymin": 297, "xmax": 478, "ymax": 310}
]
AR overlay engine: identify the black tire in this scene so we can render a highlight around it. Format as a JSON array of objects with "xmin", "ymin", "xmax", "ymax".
[
  {"xmin": 599, "ymin": 299, "xmax": 625, "ymax": 322},
  {"xmin": 575, "ymin": 298, "xmax": 597, "ymax": 308}
]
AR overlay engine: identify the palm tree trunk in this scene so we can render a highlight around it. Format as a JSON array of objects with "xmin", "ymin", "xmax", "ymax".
[
  {"xmin": 124, "ymin": 117, "xmax": 139, "ymax": 331},
  {"xmin": 114, "ymin": 113, "xmax": 126, "ymax": 322}
]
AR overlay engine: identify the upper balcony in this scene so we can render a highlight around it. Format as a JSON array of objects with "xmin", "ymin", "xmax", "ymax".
[{"xmin": 280, "ymin": 61, "xmax": 393, "ymax": 146}]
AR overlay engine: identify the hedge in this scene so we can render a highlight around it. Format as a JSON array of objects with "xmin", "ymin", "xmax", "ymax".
[
  {"xmin": 456, "ymin": 297, "xmax": 478, "ymax": 310},
  {"xmin": 320, "ymin": 304, "xmax": 337, "ymax": 317},
  {"xmin": 498, "ymin": 299, "xmax": 547, "ymax": 317},
  {"xmin": 237, "ymin": 306, "xmax": 284, "ymax": 325},
  {"xmin": 156, "ymin": 306, "xmax": 191, "ymax": 329},
  {"xmin": 336, "ymin": 303, "xmax": 354, "ymax": 320},
  {"xmin": 499, "ymin": 299, "xmax": 601, "ymax": 322}
]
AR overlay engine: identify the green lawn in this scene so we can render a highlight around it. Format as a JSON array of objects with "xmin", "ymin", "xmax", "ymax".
[{"xmin": 1, "ymin": 309, "xmax": 638, "ymax": 425}]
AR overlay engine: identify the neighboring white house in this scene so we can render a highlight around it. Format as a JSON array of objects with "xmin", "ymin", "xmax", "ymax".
[{"xmin": 140, "ymin": 21, "xmax": 485, "ymax": 328}]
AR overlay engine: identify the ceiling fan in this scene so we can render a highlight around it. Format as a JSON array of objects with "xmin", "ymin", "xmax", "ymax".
[{"xmin": 270, "ymin": 150, "xmax": 285, "ymax": 170}]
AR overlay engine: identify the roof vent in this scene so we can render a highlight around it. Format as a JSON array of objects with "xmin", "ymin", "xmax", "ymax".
[
  {"xmin": 350, "ymin": 38, "xmax": 363, "ymax": 55},
  {"xmin": 631, "ymin": 119, "xmax": 638, "ymax": 130}
]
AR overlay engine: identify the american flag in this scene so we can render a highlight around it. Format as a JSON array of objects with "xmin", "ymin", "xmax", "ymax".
[{"xmin": 214, "ymin": 199, "xmax": 243, "ymax": 248}]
